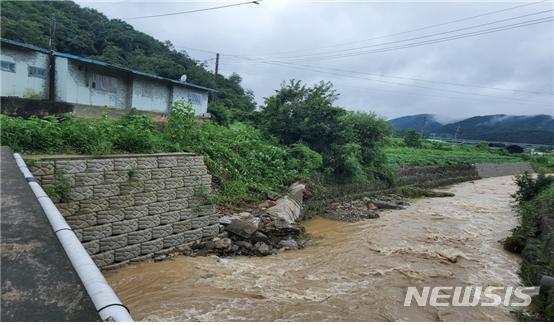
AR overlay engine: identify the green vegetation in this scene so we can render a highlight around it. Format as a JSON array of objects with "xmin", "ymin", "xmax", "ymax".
[
  {"xmin": 0, "ymin": 81, "xmax": 393, "ymax": 204},
  {"xmin": 43, "ymin": 171, "xmax": 72, "ymax": 203},
  {"xmin": 385, "ymin": 138, "xmax": 524, "ymax": 166},
  {"xmin": 505, "ymin": 172, "xmax": 554, "ymax": 321},
  {"xmin": 190, "ymin": 123, "xmax": 321, "ymax": 205},
  {"xmin": 0, "ymin": 101, "xmax": 323, "ymax": 206},
  {"xmin": 259, "ymin": 80, "xmax": 392, "ymax": 184},
  {"xmin": 403, "ymin": 129, "xmax": 422, "ymax": 148},
  {"xmin": 530, "ymin": 155, "xmax": 554, "ymax": 174}
]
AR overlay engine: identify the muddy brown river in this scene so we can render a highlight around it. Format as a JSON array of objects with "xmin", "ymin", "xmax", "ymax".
[{"xmin": 106, "ymin": 176, "xmax": 522, "ymax": 321}]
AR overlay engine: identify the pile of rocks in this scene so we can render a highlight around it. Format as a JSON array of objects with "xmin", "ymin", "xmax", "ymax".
[
  {"xmin": 159, "ymin": 182, "xmax": 308, "ymax": 259},
  {"xmin": 324, "ymin": 194, "xmax": 410, "ymax": 223}
]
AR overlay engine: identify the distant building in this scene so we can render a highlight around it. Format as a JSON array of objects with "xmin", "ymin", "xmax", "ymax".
[{"xmin": 0, "ymin": 39, "xmax": 215, "ymax": 118}]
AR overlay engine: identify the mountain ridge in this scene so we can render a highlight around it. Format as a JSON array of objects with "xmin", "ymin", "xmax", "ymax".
[{"xmin": 389, "ymin": 113, "xmax": 554, "ymax": 145}]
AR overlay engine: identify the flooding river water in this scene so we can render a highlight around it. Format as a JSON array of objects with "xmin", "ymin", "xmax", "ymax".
[{"xmin": 106, "ymin": 175, "xmax": 522, "ymax": 321}]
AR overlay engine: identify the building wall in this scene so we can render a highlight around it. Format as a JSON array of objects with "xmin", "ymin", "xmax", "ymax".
[
  {"xmin": 173, "ymin": 85, "xmax": 208, "ymax": 115},
  {"xmin": 1, "ymin": 45, "xmax": 210, "ymax": 115},
  {"xmin": 27, "ymin": 153, "xmax": 220, "ymax": 270},
  {"xmin": 0, "ymin": 47, "xmax": 49, "ymax": 99},
  {"xmin": 131, "ymin": 77, "xmax": 169, "ymax": 113},
  {"xmin": 57, "ymin": 59, "xmax": 130, "ymax": 109}
]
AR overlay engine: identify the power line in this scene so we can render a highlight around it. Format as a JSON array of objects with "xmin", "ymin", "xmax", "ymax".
[
  {"xmin": 218, "ymin": 15, "xmax": 554, "ymax": 96},
  {"xmin": 123, "ymin": 0, "xmax": 261, "ymax": 20},
  {"xmin": 257, "ymin": 0, "xmax": 549, "ymax": 57},
  {"xmin": 223, "ymin": 59, "xmax": 553, "ymax": 108},
  {"xmin": 266, "ymin": 10, "xmax": 554, "ymax": 61},
  {"xmin": 174, "ymin": 16, "xmax": 554, "ymax": 97},
  {"xmin": 222, "ymin": 57, "xmax": 554, "ymax": 106},
  {"xmin": 228, "ymin": 56, "xmax": 554, "ymax": 96},
  {"xmin": 265, "ymin": 16, "xmax": 554, "ymax": 62}
]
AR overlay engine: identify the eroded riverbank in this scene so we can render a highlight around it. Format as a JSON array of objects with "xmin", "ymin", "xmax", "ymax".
[{"xmin": 105, "ymin": 176, "xmax": 522, "ymax": 321}]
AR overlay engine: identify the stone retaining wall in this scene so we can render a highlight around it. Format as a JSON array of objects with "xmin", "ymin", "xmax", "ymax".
[
  {"xmin": 474, "ymin": 162, "xmax": 533, "ymax": 178},
  {"xmin": 27, "ymin": 153, "xmax": 220, "ymax": 270},
  {"xmin": 395, "ymin": 164, "xmax": 479, "ymax": 187}
]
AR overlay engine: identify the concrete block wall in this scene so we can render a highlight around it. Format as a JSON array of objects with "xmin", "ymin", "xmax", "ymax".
[
  {"xmin": 474, "ymin": 162, "xmax": 533, "ymax": 178},
  {"xmin": 395, "ymin": 164, "xmax": 479, "ymax": 187},
  {"xmin": 27, "ymin": 153, "xmax": 220, "ymax": 270}
]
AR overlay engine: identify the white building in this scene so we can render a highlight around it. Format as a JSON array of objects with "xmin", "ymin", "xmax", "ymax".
[{"xmin": 0, "ymin": 39, "xmax": 214, "ymax": 117}]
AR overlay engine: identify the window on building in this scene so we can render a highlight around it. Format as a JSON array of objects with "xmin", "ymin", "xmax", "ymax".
[
  {"xmin": 91, "ymin": 73, "xmax": 117, "ymax": 92},
  {"xmin": 28, "ymin": 66, "xmax": 47, "ymax": 79},
  {"xmin": 186, "ymin": 93, "xmax": 202, "ymax": 105},
  {"xmin": 1, "ymin": 61, "xmax": 16, "ymax": 73}
]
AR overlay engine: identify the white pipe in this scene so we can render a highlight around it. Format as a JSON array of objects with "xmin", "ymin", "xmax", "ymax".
[{"xmin": 13, "ymin": 153, "xmax": 133, "ymax": 322}]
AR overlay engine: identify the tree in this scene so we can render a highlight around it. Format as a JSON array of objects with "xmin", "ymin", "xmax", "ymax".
[
  {"xmin": 340, "ymin": 111, "xmax": 391, "ymax": 172},
  {"xmin": 207, "ymin": 102, "xmax": 232, "ymax": 126},
  {"xmin": 404, "ymin": 129, "xmax": 422, "ymax": 147},
  {"xmin": 260, "ymin": 80, "xmax": 391, "ymax": 183},
  {"xmin": 260, "ymin": 80, "xmax": 345, "ymax": 153}
]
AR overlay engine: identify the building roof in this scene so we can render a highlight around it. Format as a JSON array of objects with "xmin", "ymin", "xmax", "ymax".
[{"xmin": 1, "ymin": 38, "xmax": 216, "ymax": 93}]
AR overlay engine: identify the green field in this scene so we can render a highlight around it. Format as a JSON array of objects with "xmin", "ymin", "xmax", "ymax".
[{"xmin": 385, "ymin": 138, "xmax": 525, "ymax": 166}]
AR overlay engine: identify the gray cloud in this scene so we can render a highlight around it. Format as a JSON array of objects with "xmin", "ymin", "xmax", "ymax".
[{"xmin": 77, "ymin": 0, "xmax": 554, "ymax": 120}]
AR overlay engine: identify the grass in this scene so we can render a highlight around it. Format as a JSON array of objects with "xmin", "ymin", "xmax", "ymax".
[
  {"xmin": 530, "ymin": 155, "xmax": 554, "ymax": 173},
  {"xmin": 385, "ymin": 138, "xmax": 525, "ymax": 166}
]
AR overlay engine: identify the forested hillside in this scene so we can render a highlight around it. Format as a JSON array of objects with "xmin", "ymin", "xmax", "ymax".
[
  {"xmin": 0, "ymin": 1, "xmax": 256, "ymax": 114},
  {"xmin": 435, "ymin": 114, "xmax": 554, "ymax": 145},
  {"xmin": 389, "ymin": 114, "xmax": 554, "ymax": 145}
]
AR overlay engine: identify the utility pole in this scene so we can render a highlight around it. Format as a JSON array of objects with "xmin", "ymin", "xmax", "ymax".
[
  {"xmin": 48, "ymin": 17, "xmax": 56, "ymax": 51},
  {"xmin": 453, "ymin": 125, "xmax": 461, "ymax": 142},
  {"xmin": 215, "ymin": 53, "xmax": 220, "ymax": 78},
  {"xmin": 212, "ymin": 53, "xmax": 220, "ymax": 102},
  {"xmin": 420, "ymin": 116, "xmax": 427, "ymax": 138},
  {"xmin": 48, "ymin": 17, "xmax": 57, "ymax": 102}
]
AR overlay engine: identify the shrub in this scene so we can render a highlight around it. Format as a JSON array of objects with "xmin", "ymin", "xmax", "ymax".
[
  {"xmin": 0, "ymin": 115, "xmax": 64, "ymax": 153},
  {"xmin": 286, "ymin": 143, "xmax": 323, "ymax": 179},
  {"xmin": 60, "ymin": 112, "xmax": 115, "ymax": 154},
  {"xmin": 165, "ymin": 100, "xmax": 196, "ymax": 151},
  {"xmin": 208, "ymin": 102, "xmax": 233, "ymax": 126},
  {"xmin": 189, "ymin": 123, "xmax": 318, "ymax": 205},
  {"xmin": 114, "ymin": 109, "xmax": 164, "ymax": 153},
  {"xmin": 403, "ymin": 129, "xmax": 422, "ymax": 148},
  {"xmin": 43, "ymin": 170, "xmax": 72, "ymax": 203},
  {"xmin": 513, "ymin": 172, "xmax": 554, "ymax": 203}
]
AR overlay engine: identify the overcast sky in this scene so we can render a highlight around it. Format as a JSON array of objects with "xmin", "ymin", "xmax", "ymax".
[{"xmin": 77, "ymin": 0, "xmax": 554, "ymax": 121}]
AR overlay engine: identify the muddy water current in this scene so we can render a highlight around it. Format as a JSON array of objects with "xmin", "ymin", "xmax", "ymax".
[{"xmin": 106, "ymin": 176, "xmax": 522, "ymax": 321}]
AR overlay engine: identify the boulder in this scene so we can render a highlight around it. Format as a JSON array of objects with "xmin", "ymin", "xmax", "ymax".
[
  {"xmin": 289, "ymin": 182, "xmax": 306, "ymax": 204},
  {"xmin": 238, "ymin": 212, "xmax": 253, "ymax": 218},
  {"xmin": 254, "ymin": 242, "xmax": 272, "ymax": 256},
  {"xmin": 252, "ymin": 231, "xmax": 270, "ymax": 244},
  {"xmin": 225, "ymin": 219, "xmax": 258, "ymax": 238},
  {"xmin": 213, "ymin": 238, "xmax": 232, "ymax": 251},
  {"xmin": 364, "ymin": 211, "xmax": 380, "ymax": 219},
  {"xmin": 235, "ymin": 241, "xmax": 253, "ymax": 250},
  {"xmin": 264, "ymin": 196, "xmax": 303, "ymax": 225},
  {"xmin": 367, "ymin": 202, "xmax": 378, "ymax": 210},
  {"xmin": 250, "ymin": 217, "xmax": 261, "ymax": 229},
  {"xmin": 370, "ymin": 199, "xmax": 404, "ymax": 210},
  {"xmin": 278, "ymin": 239, "xmax": 299, "ymax": 250},
  {"xmin": 219, "ymin": 215, "xmax": 240, "ymax": 225}
]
